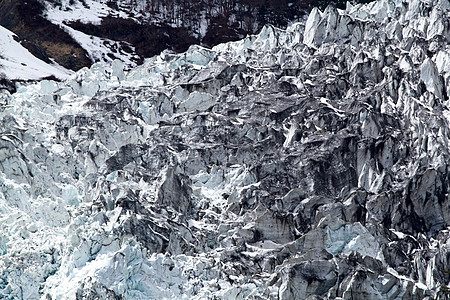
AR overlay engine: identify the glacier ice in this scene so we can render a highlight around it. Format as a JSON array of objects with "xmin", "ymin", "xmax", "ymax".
[{"xmin": 1, "ymin": 0, "xmax": 450, "ymax": 299}]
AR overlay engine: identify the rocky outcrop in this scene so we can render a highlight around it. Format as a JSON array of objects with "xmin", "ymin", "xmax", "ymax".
[{"xmin": 1, "ymin": 0, "xmax": 450, "ymax": 299}]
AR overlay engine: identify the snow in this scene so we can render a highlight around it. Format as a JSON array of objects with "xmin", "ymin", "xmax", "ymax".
[
  {"xmin": 43, "ymin": 0, "xmax": 112, "ymax": 25},
  {"xmin": 60, "ymin": 24, "xmax": 138, "ymax": 67},
  {"xmin": 0, "ymin": 26, "xmax": 72, "ymax": 81},
  {"xmin": 40, "ymin": 0, "xmax": 143, "ymax": 70}
]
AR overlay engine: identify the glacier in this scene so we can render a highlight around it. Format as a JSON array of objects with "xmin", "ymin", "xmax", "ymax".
[{"xmin": 1, "ymin": 0, "xmax": 450, "ymax": 299}]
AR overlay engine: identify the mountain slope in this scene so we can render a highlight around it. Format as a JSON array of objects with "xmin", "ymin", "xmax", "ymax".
[
  {"xmin": 1, "ymin": 0, "xmax": 450, "ymax": 299},
  {"xmin": 0, "ymin": 25, "xmax": 71, "ymax": 88},
  {"xmin": 0, "ymin": 0, "xmax": 93, "ymax": 71},
  {"xmin": 0, "ymin": 0, "xmax": 375, "ymax": 87}
]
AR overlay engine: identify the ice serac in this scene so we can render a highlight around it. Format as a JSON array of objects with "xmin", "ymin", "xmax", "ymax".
[
  {"xmin": 303, "ymin": 7, "xmax": 323, "ymax": 48},
  {"xmin": 2, "ymin": 0, "xmax": 450, "ymax": 299},
  {"xmin": 421, "ymin": 58, "xmax": 445, "ymax": 100}
]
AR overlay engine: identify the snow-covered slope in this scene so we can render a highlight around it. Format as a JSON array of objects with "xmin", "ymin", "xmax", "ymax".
[
  {"xmin": 43, "ymin": 0, "xmax": 146, "ymax": 24},
  {"xmin": 0, "ymin": 25, "xmax": 71, "ymax": 81},
  {"xmin": 0, "ymin": 0, "xmax": 311, "ymax": 84},
  {"xmin": 1, "ymin": 0, "xmax": 450, "ymax": 299}
]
